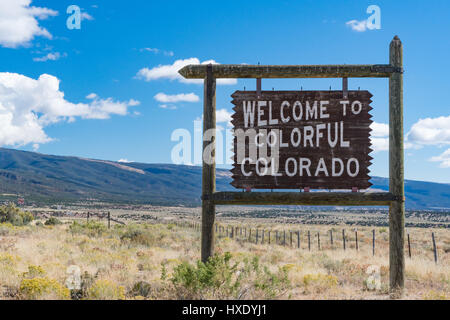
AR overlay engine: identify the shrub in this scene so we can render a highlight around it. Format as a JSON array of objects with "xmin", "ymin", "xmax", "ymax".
[
  {"xmin": 120, "ymin": 226, "xmax": 156, "ymax": 247},
  {"xmin": 87, "ymin": 280, "xmax": 125, "ymax": 300},
  {"xmin": 19, "ymin": 277, "xmax": 70, "ymax": 300},
  {"xmin": 0, "ymin": 204, "xmax": 33, "ymax": 226},
  {"xmin": 69, "ymin": 221, "xmax": 107, "ymax": 237},
  {"xmin": 22, "ymin": 265, "xmax": 46, "ymax": 279},
  {"xmin": 169, "ymin": 253, "xmax": 290, "ymax": 299},
  {"xmin": 44, "ymin": 217, "xmax": 62, "ymax": 226},
  {"xmin": 129, "ymin": 281, "xmax": 152, "ymax": 298}
]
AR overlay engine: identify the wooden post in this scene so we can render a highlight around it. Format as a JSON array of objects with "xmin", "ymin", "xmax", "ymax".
[
  {"xmin": 249, "ymin": 228, "xmax": 252, "ymax": 241},
  {"xmin": 297, "ymin": 231, "xmax": 300, "ymax": 249},
  {"xmin": 289, "ymin": 231, "xmax": 292, "ymax": 248},
  {"xmin": 389, "ymin": 36, "xmax": 405, "ymax": 297},
  {"xmin": 256, "ymin": 229, "xmax": 259, "ymax": 244},
  {"xmin": 87, "ymin": 212, "xmax": 89, "ymax": 223},
  {"xmin": 201, "ymin": 65, "xmax": 216, "ymax": 263},
  {"xmin": 268, "ymin": 231, "xmax": 271, "ymax": 245},
  {"xmin": 407, "ymin": 233, "xmax": 411, "ymax": 258},
  {"xmin": 432, "ymin": 233, "xmax": 438, "ymax": 264},
  {"xmin": 355, "ymin": 230, "xmax": 358, "ymax": 251},
  {"xmin": 283, "ymin": 230, "xmax": 286, "ymax": 246},
  {"xmin": 330, "ymin": 229, "xmax": 333, "ymax": 246},
  {"xmin": 308, "ymin": 230, "xmax": 311, "ymax": 251},
  {"xmin": 317, "ymin": 232, "xmax": 320, "ymax": 250},
  {"xmin": 276, "ymin": 230, "xmax": 278, "ymax": 245},
  {"xmin": 108, "ymin": 212, "xmax": 110, "ymax": 229},
  {"xmin": 262, "ymin": 229, "xmax": 265, "ymax": 244},
  {"xmin": 373, "ymin": 229, "xmax": 376, "ymax": 256},
  {"xmin": 343, "ymin": 229, "xmax": 346, "ymax": 251}
]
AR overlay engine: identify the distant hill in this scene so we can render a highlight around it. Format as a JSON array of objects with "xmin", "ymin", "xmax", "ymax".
[{"xmin": 0, "ymin": 148, "xmax": 448, "ymax": 209}]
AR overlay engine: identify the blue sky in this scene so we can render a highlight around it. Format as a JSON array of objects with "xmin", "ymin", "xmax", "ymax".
[{"xmin": 0, "ymin": 0, "xmax": 449, "ymax": 183}]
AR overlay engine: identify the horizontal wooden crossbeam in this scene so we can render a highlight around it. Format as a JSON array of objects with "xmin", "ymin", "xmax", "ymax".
[
  {"xmin": 206, "ymin": 191, "xmax": 397, "ymax": 206},
  {"xmin": 178, "ymin": 64, "xmax": 402, "ymax": 79}
]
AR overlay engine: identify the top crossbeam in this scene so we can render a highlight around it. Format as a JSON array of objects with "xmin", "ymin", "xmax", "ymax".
[{"xmin": 178, "ymin": 64, "xmax": 401, "ymax": 79}]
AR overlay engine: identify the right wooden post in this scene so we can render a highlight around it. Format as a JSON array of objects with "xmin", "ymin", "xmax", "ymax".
[{"xmin": 389, "ymin": 35, "xmax": 405, "ymax": 298}]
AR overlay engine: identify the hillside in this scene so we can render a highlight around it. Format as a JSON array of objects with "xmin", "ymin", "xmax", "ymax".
[{"xmin": 0, "ymin": 148, "xmax": 448, "ymax": 209}]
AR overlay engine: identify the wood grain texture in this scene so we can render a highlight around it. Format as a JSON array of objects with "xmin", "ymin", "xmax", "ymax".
[
  {"xmin": 201, "ymin": 65, "xmax": 216, "ymax": 263},
  {"xmin": 210, "ymin": 191, "xmax": 396, "ymax": 206},
  {"xmin": 231, "ymin": 90, "xmax": 373, "ymax": 190},
  {"xmin": 179, "ymin": 64, "xmax": 401, "ymax": 79},
  {"xmin": 388, "ymin": 35, "xmax": 405, "ymax": 298}
]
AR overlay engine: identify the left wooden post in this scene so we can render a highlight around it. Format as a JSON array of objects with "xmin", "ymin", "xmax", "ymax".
[{"xmin": 201, "ymin": 64, "xmax": 216, "ymax": 263}]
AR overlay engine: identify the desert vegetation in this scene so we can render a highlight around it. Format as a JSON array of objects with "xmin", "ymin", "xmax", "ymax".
[{"xmin": 0, "ymin": 207, "xmax": 448, "ymax": 300}]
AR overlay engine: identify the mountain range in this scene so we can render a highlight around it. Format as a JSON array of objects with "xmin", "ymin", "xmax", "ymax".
[{"xmin": 0, "ymin": 148, "xmax": 448, "ymax": 210}]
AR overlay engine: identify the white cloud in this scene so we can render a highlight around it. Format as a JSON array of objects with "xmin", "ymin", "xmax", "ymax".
[
  {"xmin": 154, "ymin": 93, "xmax": 199, "ymax": 103},
  {"xmin": 159, "ymin": 104, "xmax": 177, "ymax": 110},
  {"xmin": 140, "ymin": 48, "xmax": 174, "ymax": 56},
  {"xmin": 217, "ymin": 109, "xmax": 232, "ymax": 125},
  {"xmin": 33, "ymin": 52, "xmax": 67, "ymax": 62},
  {"xmin": 346, "ymin": 19, "xmax": 368, "ymax": 32},
  {"xmin": 0, "ymin": 0, "xmax": 58, "ymax": 48},
  {"xmin": 430, "ymin": 149, "xmax": 450, "ymax": 168},
  {"xmin": 118, "ymin": 159, "xmax": 132, "ymax": 163},
  {"xmin": 369, "ymin": 122, "xmax": 389, "ymax": 152},
  {"xmin": 136, "ymin": 58, "xmax": 238, "ymax": 85},
  {"xmin": 407, "ymin": 115, "xmax": 450, "ymax": 146},
  {"xmin": 81, "ymin": 12, "xmax": 94, "ymax": 21},
  {"xmin": 0, "ymin": 72, "xmax": 140, "ymax": 147}
]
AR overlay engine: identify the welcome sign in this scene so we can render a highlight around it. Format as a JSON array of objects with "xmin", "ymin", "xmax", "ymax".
[{"xmin": 231, "ymin": 90, "xmax": 373, "ymax": 190}]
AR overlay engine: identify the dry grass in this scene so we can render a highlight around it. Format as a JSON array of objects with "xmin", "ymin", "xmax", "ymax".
[{"xmin": 0, "ymin": 219, "xmax": 448, "ymax": 300}]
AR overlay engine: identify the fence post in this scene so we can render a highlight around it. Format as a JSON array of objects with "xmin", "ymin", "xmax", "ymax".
[
  {"xmin": 256, "ymin": 229, "xmax": 259, "ymax": 244},
  {"xmin": 308, "ymin": 230, "xmax": 311, "ymax": 251},
  {"xmin": 283, "ymin": 230, "xmax": 286, "ymax": 246},
  {"xmin": 262, "ymin": 229, "xmax": 265, "ymax": 244},
  {"xmin": 108, "ymin": 212, "xmax": 110, "ymax": 229},
  {"xmin": 87, "ymin": 212, "xmax": 90, "ymax": 223},
  {"xmin": 317, "ymin": 232, "xmax": 320, "ymax": 250},
  {"xmin": 373, "ymin": 229, "xmax": 376, "ymax": 256},
  {"xmin": 407, "ymin": 233, "xmax": 411, "ymax": 258},
  {"xmin": 330, "ymin": 229, "xmax": 333, "ymax": 246},
  {"xmin": 432, "ymin": 232, "xmax": 438, "ymax": 264},
  {"xmin": 268, "ymin": 230, "xmax": 271, "ymax": 245},
  {"xmin": 297, "ymin": 231, "xmax": 300, "ymax": 249},
  {"xmin": 343, "ymin": 229, "xmax": 346, "ymax": 251},
  {"xmin": 355, "ymin": 230, "xmax": 358, "ymax": 251},
  {"xmin": 290, "ymin": 231, "xmax": 293, "ymax": 247},
  {"xmin": 276, "ymin": 230, "xmax": 278, "ymax": 245}
]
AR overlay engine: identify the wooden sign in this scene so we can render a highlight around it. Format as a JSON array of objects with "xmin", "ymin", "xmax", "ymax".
[{"xmin": 231, "ymin": 90, "xmax": 373, "ymax": 190}]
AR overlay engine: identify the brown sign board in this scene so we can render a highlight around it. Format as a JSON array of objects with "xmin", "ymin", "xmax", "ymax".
[{"xmin": 231, "ymin": 90, "xmax": 373, "ymax": 190}]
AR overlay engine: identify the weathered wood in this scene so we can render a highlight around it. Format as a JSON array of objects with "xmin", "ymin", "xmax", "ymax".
[
  {"xmin": 389, "ymin": 36, "xmax": 405, "ymax": 298},
  {"xmin": 308, "ymin": 230, "xmax": 311, "ymax": 251},
  {"xmin": 231, "ymin": 90, "xmax": 373, "ymax": 190},
  {"xmin": 108, "ymin": 212, "xmax": 110, "ymax": 229},
  {"xmin": 211, "ymin": 191, "xmax": 396, "ymax": 205},
  {"xmin": 373, "ymin": 229, "xmax": 376, "ymax": 256},
  {"xmin": 355, "ymin": 230, "xmax": 359, "ymax": 251},
  {"xmin": 432, "ymin": 233, "xmax": 438, "ymax": 264},
  {"xmin": 201, "ymin": 65, "xmax": 216, "ymax": 263},
  {"xmin": 317, "ymin": 232, "xmax": 321, "ymax": 250},
  {"xmin": 297, "ymin": 231, "xmax": 300, "ymax": 249},
  {"xmin": 407, "ymin": 233, "xmax": 411, "ymax": 258},
  {"xmin": 330, "ymin": 229, "xmax": 334, "ymax": 246},
  {"xmin": 178, "ymin": 64, "xmax": 400, "ymax": 79},
  {"xmin": 343, "ymin": 229, "xmax": 346, "ymax": 250}
]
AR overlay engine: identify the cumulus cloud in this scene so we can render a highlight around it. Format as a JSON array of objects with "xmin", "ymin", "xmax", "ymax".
[
  {"xmin": 0, "ymin": 72, "xmax": 140, "ymax": 147},
  {"xmin": 217, "ymin": 108, "xmax": 232, "ymax": 125},
  {"xmin": 346, "ymin": 20, "xmax": 368, "ymax": 32},
  {"xmin": 136, "ymin": 58, "xmax": 238, "ymax": 85},
  {"xmin": 0, "ymin": 0, "xmax": 58, "ymax": 48},
  {"xmin": 430, "ymin": 149, "xmax": 450, "ymax": 168},
  {"xmin": 407, "ymin": 115, "xmax": 450, "ymax": 146},
  {"xmin": 33, "ymin": 52, "xmax": 67, "ymax": 62},
  {"xmin": 154, "ymin": 93, "xmax": 199, "ymax": 103},
  {"xmin": 369, "ymin": 122, "xmax": 389, "ymax": 152}
]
